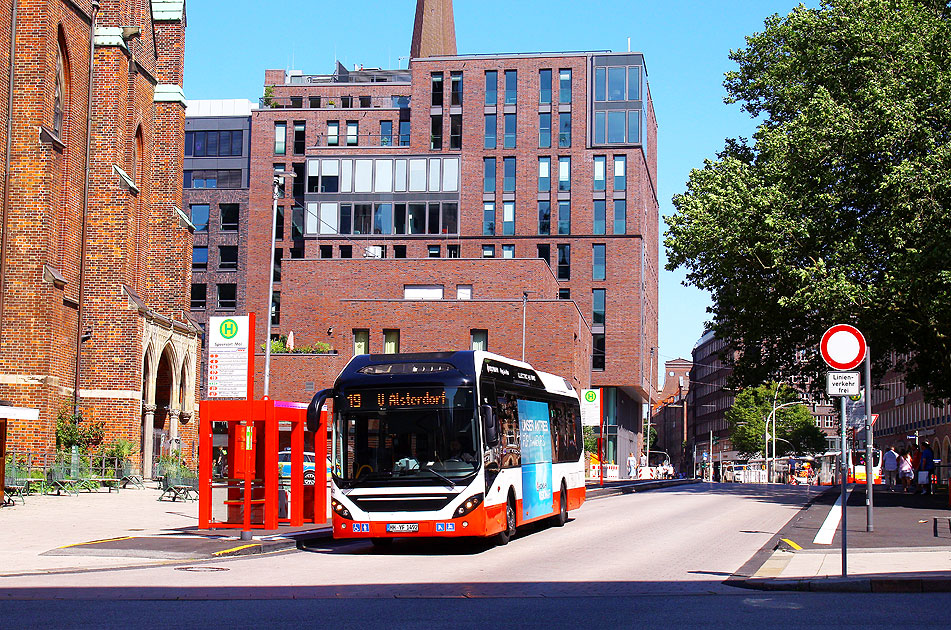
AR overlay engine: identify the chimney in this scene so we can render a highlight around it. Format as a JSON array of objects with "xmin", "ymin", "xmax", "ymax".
[{"xmin": 410, "ymin": 0, "xmax": 457, "ymax": 59}]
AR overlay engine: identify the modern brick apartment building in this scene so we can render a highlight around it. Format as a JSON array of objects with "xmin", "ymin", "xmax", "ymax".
[
  {"xmin": 183, "ymin": 99, "xmax": 253, "ymax": 398},
  {"xmin": 0, "ymin": 1, "xmax": 195, "ymax": 477},
  {"xmin": 187, "ymin": 0, "xmax": 660, "ymax": 465}
]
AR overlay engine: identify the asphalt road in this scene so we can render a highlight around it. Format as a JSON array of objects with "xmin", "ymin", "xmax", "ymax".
[{"xmin": 3, "ymin": 483, "xmax": 951, "ymax": 628}]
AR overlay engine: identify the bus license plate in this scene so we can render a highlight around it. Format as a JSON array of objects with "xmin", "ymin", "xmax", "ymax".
[{"xmin": 386, "ymin": 523, "xmax": 419, "ymax": 533}]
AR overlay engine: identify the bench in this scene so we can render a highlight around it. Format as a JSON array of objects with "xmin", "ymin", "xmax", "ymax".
[
  {"xmin": 158, "ymin": 475, "xmax": 198, "ymax": 502},
  {"xmin": 79, "ymin": 477, "xmax": 120, "ymax": 493},
  {"xmin": 2, "ymin": 482, "xmax": 26, "ymax": 505},
  {"xmin": 3, "ymin": 464, "xmax": 28, "ymax": 505}
]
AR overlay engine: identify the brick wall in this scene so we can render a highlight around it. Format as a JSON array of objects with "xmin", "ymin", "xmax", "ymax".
[
  {"xmin": 0, "ymin": 2, "xmax": 196, "ymax": 468},
  {"xmin": 255, "ymin": 257, "xmax": 591, "ymax": 401}
]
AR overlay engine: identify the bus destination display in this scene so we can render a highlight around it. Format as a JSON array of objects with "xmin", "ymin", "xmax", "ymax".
[{"xmin": 345, "ymin": 389, "xmax": 449, "ymax": 411}]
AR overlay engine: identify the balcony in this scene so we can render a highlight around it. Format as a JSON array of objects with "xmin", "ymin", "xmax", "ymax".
[
  {"xmin": 259, "ymin": 95, "xmax": 410, "ymax": 110},
  {"xmin": 310, "ymin": 132, "xmax": 411, "ymax": 150}
]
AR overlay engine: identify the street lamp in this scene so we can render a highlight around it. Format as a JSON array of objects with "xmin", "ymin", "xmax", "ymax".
[
  {"xmin": 263, "ymin": 169, "xmax": 295, "ymax": 398},
  {"xmin": 765, "ymin": 399, "xmax": 805, "ymax": 483}
]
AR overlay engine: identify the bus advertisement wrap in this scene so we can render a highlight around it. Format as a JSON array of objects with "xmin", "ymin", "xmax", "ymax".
[{"xmin": 517, "ymin": 399, "xmax": 553, "ymax": 520}]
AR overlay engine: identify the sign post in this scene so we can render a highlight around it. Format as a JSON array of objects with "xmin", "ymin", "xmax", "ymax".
[
  {"xmin": 207, "ymin": 315, "xmax": 253, "ymax": 400},
  {"xmin": 820, "ymin": 324, "xmax": 868, "ymax": 577},
  {"xmin": 581, "ymin": 389, "xmax": 603, "ymax": 485}
]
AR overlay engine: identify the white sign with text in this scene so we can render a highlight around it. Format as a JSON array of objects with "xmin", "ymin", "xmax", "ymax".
[
  {"xmin": 826, "ymin": 371, "xmax": 860, "ymax": 397},
  {"xmin": 580, "ymin": 389, "xmax": 601, "ymax": 427},
  {"xmin": 207, "ymin": 316, "xmax": 250, "ymax": 399}
]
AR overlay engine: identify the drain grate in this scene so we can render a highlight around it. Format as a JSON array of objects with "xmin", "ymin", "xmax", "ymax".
[{"xmin": 175, "ymin": 566, "xmax": 230, "ymax": 572}]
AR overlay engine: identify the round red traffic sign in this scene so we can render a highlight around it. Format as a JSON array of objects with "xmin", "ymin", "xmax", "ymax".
[{"xmin": 820, "ymin": 324, "xmax": 867, "ymax": 371}]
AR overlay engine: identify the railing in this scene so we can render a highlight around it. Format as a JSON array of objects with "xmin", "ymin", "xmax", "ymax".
[
  {"xmin": 260, "ymin": 95, "xmax": 410, "ymax": 110},
  {"xmin": 4, "ymin": 452, "xmax": 128, "ymax": 495},
  {"xmin": 311, "ymin": 132, "xmax": 411, "ymax": 149}
]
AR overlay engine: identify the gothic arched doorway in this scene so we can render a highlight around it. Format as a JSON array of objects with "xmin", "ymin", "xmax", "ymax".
[{"xmin": 153, "ymin": 347, "xmax": 175, "ymax": 465}]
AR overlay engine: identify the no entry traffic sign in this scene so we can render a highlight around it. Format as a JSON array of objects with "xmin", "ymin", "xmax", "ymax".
[{"xmin": 820, "ymin": 324, "xmax": 867, "ymax": 371}]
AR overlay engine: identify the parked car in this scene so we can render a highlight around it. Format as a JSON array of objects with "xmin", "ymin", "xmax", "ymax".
[{"xmin": 278, "ymin": 450, "xmax": 317, "ymax": 484}]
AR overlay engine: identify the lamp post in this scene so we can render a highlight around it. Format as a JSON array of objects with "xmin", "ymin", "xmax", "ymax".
[
  {"xmin": 766, "ymin": 399, "xmax": 805, "ymax": 483},
  {"xmin": 263, "ymin": 169, "xmax": 295, "ymax": 398}
]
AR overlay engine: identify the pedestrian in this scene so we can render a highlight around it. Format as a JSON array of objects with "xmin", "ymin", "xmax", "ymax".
[
  {"xmin": 919, "ymin": 442, "xmax": 935, "ymax": 495},
  {"xmin": 898, "ymin": 449, "xmax": 914, "ymax": 492},
  {"xmin": 911, "ymin": 444, "xmax": 922, "ymax": 491},
  {"xmin": 627, "ymin": 452, "xmax": 637, "ymax": 479},
  {"xmin": 882, "ymin": 446, "xmax": 899, "ymax": 491}
]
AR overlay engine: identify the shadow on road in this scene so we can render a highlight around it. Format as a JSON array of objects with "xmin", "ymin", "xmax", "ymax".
[
  {"xmin": 299, "ymin": 517, "xmax": 577, "ymax": 556},
  {"xmin": 656, "ymin": 482, "xmax": 829, "ymax": 508}
]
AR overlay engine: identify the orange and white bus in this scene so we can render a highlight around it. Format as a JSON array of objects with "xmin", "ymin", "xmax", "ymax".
[{"xmin": 306, "ymin": 351, "xmax": 586, "ymax": 546}]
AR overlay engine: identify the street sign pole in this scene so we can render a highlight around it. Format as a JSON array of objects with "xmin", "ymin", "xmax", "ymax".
[
  {"xmin": 864, "ymin": 347, "xmax": 874, "ymax": 532},
  {"xmin": 840, "ymin": 395, "xmax": 848, "ymax": 577},
  {"xmin": 820, "ymin": 324, "xmax": 869, "ymax": 579}
]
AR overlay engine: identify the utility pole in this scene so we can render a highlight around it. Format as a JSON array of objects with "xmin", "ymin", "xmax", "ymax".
[
  {"xmin": 840, "ymin": 395, "xmax": 848, "ymax": 577},
  {"xmin": 865, "ymin": 346, "xmax": 874, "ymax": 532},
  {"xmin": 645, "ymin": 347, "xmax": 654, "ymax": 475}
]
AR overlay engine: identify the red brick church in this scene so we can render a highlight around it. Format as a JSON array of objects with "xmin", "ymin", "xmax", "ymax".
[{"xmin": 0, "ymin": 1, "xmax": 197, "ymax": 477}]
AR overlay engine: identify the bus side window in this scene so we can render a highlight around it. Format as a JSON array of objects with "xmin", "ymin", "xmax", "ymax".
[
  {"xmin": 496, "ymin": 393, "xmax": 521, "ymax": 468},
  {"xmin": 568, "ymin": 403, "xmax": 581, "ymax": 462},
  {"xmin": 550, "ymin": 402, "xmax": 567, "ymax": 463}
]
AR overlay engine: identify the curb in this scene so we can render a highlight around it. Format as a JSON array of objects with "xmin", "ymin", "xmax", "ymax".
[{"xmin": 741, "ymin": 575, "xmax": 951, "ymax": 593}]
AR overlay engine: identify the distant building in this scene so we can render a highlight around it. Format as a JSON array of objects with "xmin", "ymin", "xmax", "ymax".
[
  {"xmin": 183, "ymin": 99, "xmax": 254, "ymax": 398},
  {"xmin": 0, "ymin": 1, "xmax": 194, "ymax": 476},
  {"xmin": 872, "ymin": 366, "xmax": 951, "ymax": 469},
  {"xmin": 652, "ymin": 358, "xmax": 691, "ymax": 473},
  {"xmin": 686, "ymin": 330, "xmax": 837, "ymax": 477},
  {"xmin": 187, "ymin": 0, "xmax": 660, "ymax": 466}
]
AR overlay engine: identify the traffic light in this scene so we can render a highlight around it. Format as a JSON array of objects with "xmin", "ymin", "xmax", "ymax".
[{"xmin": 713, "ymin": 436, "xmax": 720, "ymax": 445}]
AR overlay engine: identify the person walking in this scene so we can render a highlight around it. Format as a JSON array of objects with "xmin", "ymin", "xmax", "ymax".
[
  {"xmin": 898, "ymin": 449, "xmax": 914, "ymax": 492},
  {"xmin": 911, "ymin": 444, "xmax": 922, "ymax": 491},
  {"xmin": 920, "ymin": 442, "xmax": 936, "ymax": 495},
  {"xmin": 882, "ymin": 446, "xmax": 899, "ymax": 491}
]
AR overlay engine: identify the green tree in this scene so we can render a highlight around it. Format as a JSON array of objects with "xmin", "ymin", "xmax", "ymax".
[
  {"xmin": 726, "ymin": 383, "xmax": 828, "ymax": 458},
  {"xmin": 666, "ymin": 0, "xmax": 951, "ymax": 403}
]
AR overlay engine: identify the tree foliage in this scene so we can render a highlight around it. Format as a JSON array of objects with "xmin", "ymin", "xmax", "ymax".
[
  {"xmin": 666, "ymin": 0, "xmax": 951, "ymax": 402},
  {"xmin": 726, "ymin": 384, "xmax": 828, "ymax": 458}
]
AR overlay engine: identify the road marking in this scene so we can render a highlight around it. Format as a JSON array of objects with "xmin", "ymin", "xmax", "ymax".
[
  {"xmin": 58, "ymin": 536, "xmax": 133, "ymax": 549},
  {"xmin": 212, "ymin": 543, "xmax": 260, "ymax": 556},
  {"xmin": 813, "ymin": 488, "xmax": 853, "ymax": 545},
  {"xmin": 780, "ymin": 538, "xmax": 802, "ymax": 550}
]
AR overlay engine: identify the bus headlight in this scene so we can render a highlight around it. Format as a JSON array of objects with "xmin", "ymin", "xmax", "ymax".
[
  {"xmin": 454, "ymin": 493, "xmax": 483, "ymax": 518},
  {"xmin": 331, "ymin": 498, "xmax": 353, "ymax": 520}
]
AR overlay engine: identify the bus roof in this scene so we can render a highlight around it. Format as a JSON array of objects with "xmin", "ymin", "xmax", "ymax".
[{"xmin": 336, "ymin": 351, "xmax": 577, "ymax": 398}]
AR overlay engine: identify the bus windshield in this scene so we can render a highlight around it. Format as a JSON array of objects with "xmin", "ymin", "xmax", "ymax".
[{"xmin": 334, "ymin": 386, "xmax": 478, "ymax": 485}]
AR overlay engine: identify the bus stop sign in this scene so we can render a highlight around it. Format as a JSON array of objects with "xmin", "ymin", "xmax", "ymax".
[{"xmin": 820, "ymin": 324, "xmax": 867, "ymax": 371}]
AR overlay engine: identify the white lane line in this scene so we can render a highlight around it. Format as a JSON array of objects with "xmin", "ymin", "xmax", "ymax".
[{"xmin": 813, "ymin": 487, "xmax": 854, "ymax": 545}]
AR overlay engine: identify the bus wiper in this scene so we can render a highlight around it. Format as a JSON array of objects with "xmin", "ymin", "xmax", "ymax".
[{"xmin": 419, "ymin": 466, "xmax": 455, "ymax": 487}]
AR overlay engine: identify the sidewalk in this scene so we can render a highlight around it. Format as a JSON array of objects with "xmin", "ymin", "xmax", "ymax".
[
  {"xmin": 0, "ymin": 485, "xmax": 329, "ymax": 577},
  {"xmin": 738, "ymin": 483, "xmax": 951, "ymax": 592}
]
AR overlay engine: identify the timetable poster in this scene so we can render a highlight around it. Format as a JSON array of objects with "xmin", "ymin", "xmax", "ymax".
[{"xmin": 517, "ymin": 399, "xmax": 553, "ymax": 520}]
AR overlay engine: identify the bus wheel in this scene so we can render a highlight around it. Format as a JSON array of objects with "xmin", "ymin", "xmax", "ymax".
[
  {"xmin": 496, "ymin": 497, "xmax": 516, "ymax": 546},
  {"xmin": 553, "ymin": 482, "xmax": 568, "ymax": 527}
]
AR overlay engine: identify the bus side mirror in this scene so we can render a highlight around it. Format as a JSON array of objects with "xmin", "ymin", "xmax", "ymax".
[
  {"xmin": 307, "ymin": 389, "xmax": 334, "ymax": 433},
  {"xmin": 482, "ymin": 405, "xmax": 500, "ymax": 448}
]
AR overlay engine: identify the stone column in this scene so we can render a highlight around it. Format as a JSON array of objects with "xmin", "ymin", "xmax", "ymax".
[
  {"xmin": 169, "ymin": 408, "xmax": 181, "ymax": 447},
  {"xmin": 142, "ymin": 404, "xmax": 157, "ymax": 478}
]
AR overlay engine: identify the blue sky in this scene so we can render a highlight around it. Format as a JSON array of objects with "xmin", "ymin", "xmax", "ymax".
[{"xmin": 183, "ymin": 0, "xmax": 814, "ymax": 385}]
